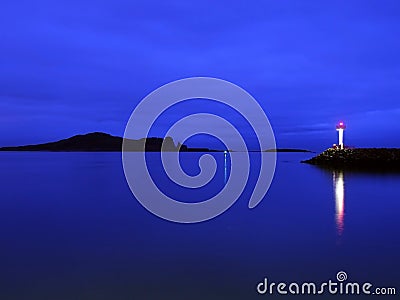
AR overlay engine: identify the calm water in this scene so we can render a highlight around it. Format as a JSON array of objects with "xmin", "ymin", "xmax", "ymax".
[{"xmin": 0, "ymin": 152, "xmax": 399, "ymax": 299}]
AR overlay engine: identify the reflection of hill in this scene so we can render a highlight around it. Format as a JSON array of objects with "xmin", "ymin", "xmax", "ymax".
[{"xmin": 0, "ymin": 132, "xmax": 219, "ymax": 152}]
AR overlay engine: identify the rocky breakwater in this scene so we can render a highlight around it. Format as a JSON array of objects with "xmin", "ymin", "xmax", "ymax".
[{"xmin": 302, "ymin": 148, "xmax": 400, "ymax": 171}]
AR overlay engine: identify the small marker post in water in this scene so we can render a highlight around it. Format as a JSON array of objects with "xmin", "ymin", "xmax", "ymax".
[{"xmin": 224, "ymin": 150, "xmax": 228, "ymax": 184}]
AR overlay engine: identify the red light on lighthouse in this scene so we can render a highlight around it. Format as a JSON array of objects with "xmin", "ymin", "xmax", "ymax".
[{"xmin": 336, "ymin": 121, "xmax": 346, "ymax": 129}]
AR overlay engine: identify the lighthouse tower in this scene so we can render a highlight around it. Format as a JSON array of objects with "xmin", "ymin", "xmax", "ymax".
[{"xmin": 336, "ymin": 122, "xmax": 346, "ymax": 150}]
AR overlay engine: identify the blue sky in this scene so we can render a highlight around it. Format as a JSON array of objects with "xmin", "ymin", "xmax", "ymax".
[{"xmin": 1, "ymin": 0, "xmax": 400, "ymax": 150}]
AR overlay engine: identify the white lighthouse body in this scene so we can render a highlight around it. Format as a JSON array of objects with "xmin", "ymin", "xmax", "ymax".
[
  {"xmin": 338, "ymin": 128, "xmax": 344, "ymax": 148},
  {"xmin": 336, "ymin": 122, "xmax": 346, "ymax": 149}
]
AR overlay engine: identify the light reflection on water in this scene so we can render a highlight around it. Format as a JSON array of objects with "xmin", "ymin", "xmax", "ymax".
[{"xmin": 333, "ymin": 170, "xmax": 345, "ymax": 236}]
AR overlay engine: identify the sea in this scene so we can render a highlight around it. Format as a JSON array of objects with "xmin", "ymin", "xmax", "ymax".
[{"xmin": 0, "ymin": 152, "xmax": 399, "ymax": 299}]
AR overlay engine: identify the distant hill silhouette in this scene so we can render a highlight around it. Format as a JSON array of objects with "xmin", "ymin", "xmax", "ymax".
[
  {"xmin": 264, "ymin": 148, "xmax": 312, "ymax": 153},
  {"xmin": 0, "ymin": 132, "xmax": 219, "ymax": 152},
  {"xmin": 0, "ymin": 132, "xmax": 313, "ymax": 152}
]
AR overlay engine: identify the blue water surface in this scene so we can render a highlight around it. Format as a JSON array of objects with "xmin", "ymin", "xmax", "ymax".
[{"xmin": 0, "ymin": 152, "xmax": 399, "ymax": 299}]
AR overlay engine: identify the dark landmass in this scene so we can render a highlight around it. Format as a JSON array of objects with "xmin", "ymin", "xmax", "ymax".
[
  {"xmin": 0, "ymin": 132, "xmax": 221, "ymax": 152},
  {"xmin": 264, "ymin": 148, "xmax": 312, "ymax": 153},
  {"xmin": 0, "ymin": 132, "xmax": 313, "ymax": 153},
  {"xmin": 0, "ymin": 132, "xmax": 123, "ymax": 152},
  {"xmin": 302, "ymin": 148, "xmax": 400, "ymax": 171}
]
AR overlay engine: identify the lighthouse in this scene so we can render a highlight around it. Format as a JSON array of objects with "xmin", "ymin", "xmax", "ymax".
[{"xmin": 336, "ymin": 121, "xmax": 346, "ymax": 150}]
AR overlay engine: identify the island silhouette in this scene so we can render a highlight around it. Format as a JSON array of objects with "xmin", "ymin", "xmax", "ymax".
[
  {"xmin": 0, "ymin": 132, "xmax": 215, "ymax": 152},
  {"xmin": 0, "ymin": 132, "xmax": 310, "ymax": 153}
]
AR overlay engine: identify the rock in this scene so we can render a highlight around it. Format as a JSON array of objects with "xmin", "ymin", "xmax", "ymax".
[{"xmin": 302, "ymin": 148, "xmax": 400, "ymax": 171}]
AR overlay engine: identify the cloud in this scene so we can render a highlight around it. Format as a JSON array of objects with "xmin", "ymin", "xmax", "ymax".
[{"xmin": 1, "ymin": 0, "xmax": 400, "ymax": 148}]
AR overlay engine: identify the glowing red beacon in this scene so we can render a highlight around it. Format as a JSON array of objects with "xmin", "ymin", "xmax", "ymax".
[{"xmin": 336, "ymin": 122, "xmax": 346, "ymax": 130}]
